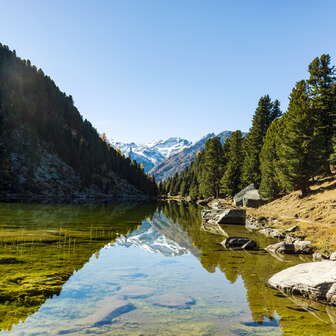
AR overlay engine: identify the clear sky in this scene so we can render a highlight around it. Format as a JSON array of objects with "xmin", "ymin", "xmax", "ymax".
[{"xmin": 0, "ymin": 0, "xmax": 335, "ymax": 143}]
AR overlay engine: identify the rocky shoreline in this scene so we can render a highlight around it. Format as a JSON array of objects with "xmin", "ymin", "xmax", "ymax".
[{"xmin": 201, "ymin": 205, "xmax": 336, "ymax": 306}]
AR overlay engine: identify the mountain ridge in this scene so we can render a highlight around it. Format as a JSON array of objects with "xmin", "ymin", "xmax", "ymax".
[
  {"xmin": 149, "ymin": 131, "xmax": 234, "ymax": 181},
  {"xmin": 111, "ymin": 131, "xmax": 235, "ymax": 181},
  {"xmin": 110, "ymin": 137, "xmax": 191, "ymax": 172}
]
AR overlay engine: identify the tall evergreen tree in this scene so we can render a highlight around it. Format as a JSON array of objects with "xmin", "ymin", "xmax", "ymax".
[
  {"xmin": 220, "ymin": 131, "xmax": 243, "ymax": 197},
  {"xmin": 278, "ymin": 80, "xmax": 324, "ymax": 196},
  {"xmin": 241, "ymin": 95, "xmax": 281, "ymax": 187},
  {"xmin": 259, "ymin": 118, "xmax": 284, "ymax": 199},
  {"xmin": 199, "ymin": 137, "xmax": 224, "ymax": 198},
  {"xmin": 308, "ymin": 54, "xmax": 336, "ymax": 167}
]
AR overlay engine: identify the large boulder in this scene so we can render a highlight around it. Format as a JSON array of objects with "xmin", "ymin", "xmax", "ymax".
[
  {"xmin": 221, "ymin": 237, "xmax": 257, "ymax": 250},
  {"xmin": 268, "ymin": 261, "xmax": 336, "ymax": 305},
  {"xmin": 233, "ymin": 184, "xmax": 264, "ymax": 207},
  {"xmin": 201, "ymin": 209, "xmax": 246, "ymax": 225}
]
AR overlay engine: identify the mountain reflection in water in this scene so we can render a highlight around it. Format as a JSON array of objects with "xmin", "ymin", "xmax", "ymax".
[{"xmin": 0, "ymin": 201, "xmax": 335, "ymax": 335}]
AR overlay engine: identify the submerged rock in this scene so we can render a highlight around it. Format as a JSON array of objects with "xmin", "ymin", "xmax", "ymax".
[
  {"xmin": 76, "ymin": 297, "xmax": 135, "ymax": 326},
  {"xmin": 118, "ymin": 285, "xmax": 154, "ymax": 299},
  {"xmin": 268, "ymin": 261, "xmax": 336, "ymax": 305},
  {"xmin": 221, "ymin": 237, "xmax": 257, "ymax": 250},
  {"xmin": 148, "ymin": 294, "xmax": 195, "ymax": 309}
]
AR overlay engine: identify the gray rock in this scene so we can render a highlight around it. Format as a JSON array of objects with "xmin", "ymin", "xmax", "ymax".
[
  {"xmin": 285, "ymin": 225, "xmax": 299, "ymax": 233},
  {"xmin": 284, "ymin": 236, "xmax": 297, "ymax": 244},
  {"xmin": 330, "ymin": 252, "xmax": 336, "ymax": 261},
  {"xmin": 259, "ymin": 227, "xmax": 285, "ymax": 239},
  {"xmin": 313, "ymin": 252, "xmax": 323, "ymax": 261},
  {"xmin": 221, "ymin": 237, "xmax": 257, "ymax": 250},
  {"xmin": 245, "ymin": 216, "xmax": 263, "ymax": 231},
  {"xmin": 268, "ymin": 261, "xmax": 336, "ymax": 305},
  {"xmin": 293, "ymin": 240, "xmax": 312, "ymax": 254},
  {"xmin": 265, "ymin": 239, "xmax": 313, "ymax": 255},
  {"xmin": 202, "ymin": 209, "xmax": 246, "ymax": 225},
  {"xmin": 265, "ymin": 241, "xmax": 295, "ymax": 254},
  {"xmin": 233, "ymin": 184, "xmax": 264, "ymax": 207}
]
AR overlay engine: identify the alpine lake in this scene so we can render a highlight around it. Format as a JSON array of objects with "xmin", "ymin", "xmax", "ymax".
[{"xmin": 0, "ymin": 201, "xmax": 335, "ymax": 336}]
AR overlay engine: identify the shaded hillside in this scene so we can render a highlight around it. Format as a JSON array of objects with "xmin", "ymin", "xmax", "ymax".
[
  {"xmin": 0, "ymin": 44, "xmax": 157, "ymax": 201},
  {"xmin": 150, "ymin": 131, "xmax": 232, "ymax": 181}
]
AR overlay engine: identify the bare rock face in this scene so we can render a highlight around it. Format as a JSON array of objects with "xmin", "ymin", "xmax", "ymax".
[{"xmin": 268, "ymin": 261, "xmax": 336, "ymax": 305}]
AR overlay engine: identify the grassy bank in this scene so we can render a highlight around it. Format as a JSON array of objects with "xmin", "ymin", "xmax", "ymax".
[{"xmin": 247, "ymin": 176, "xmax": 336, "ymax": 253}]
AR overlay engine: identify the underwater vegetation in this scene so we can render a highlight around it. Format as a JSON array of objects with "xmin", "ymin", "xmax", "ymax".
[{"xmin": 0, "ymin": 202, "xmax": 155, "ymax": 331}]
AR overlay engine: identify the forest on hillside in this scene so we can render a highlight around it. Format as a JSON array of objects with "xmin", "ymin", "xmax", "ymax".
[
  {"xmin": 0, "ymin": 44, "xmax": 157, "ymax": 199},
  {"xmin": 160, "ymin": 54, "xmax": 336, "ymax": 200}
]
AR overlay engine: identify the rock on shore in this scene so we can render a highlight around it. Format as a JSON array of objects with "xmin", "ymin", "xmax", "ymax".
[
  {"xmin": 202, "ymin": 209, "xmax": 246, "ymax": 225},
  {"xmin": 268, "ymin": 261, "xmax": 336, "ymax": 305}
]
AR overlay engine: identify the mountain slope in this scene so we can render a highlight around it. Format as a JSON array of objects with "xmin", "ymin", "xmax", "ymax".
[
  {"xmin": 0, "ymin": 43, "xmax": 156, "ymax": 201},
  {"xmin": 111, "ymin": 137, "xmax": 191, "ymax": 172},
  {"xmin": 150, "ymin": 131, "xmax": 233, "ymax": 181}
]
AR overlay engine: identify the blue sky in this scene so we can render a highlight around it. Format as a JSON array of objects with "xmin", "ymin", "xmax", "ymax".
[{"xmin": 0, "ymin": 1, "xmax": 335, "ymax": 143}]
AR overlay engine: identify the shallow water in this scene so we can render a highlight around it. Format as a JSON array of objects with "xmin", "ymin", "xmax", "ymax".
[{"xmin": 0, "ymin": 202, "xmax": 335, "ymax": 335}]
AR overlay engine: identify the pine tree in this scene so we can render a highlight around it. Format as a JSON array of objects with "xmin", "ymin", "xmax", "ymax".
[
  {"xmin": 220, "ymin": 130, "xmax": 244, "ymax": 197},
  {"xmin": 259, "ymin": 118, "xmax": 284, "ymax": 198},
  {"xmin": 241, "ymin": 95, "xmax": 280, "ymax": 187},
  {"xmin": 199, "ymin": 137, "xmax": 224, "ymax": 198},
  {"xmin": 308, "ymin": 54, "xmax": 336, "ymax": 168},
  {"xmin": 278, "ymin": 80, "xmax": 324, "ymax": 196}
]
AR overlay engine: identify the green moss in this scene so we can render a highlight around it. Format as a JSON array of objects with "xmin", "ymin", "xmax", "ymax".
[{"xmin": 0, "ymin": 202, "xmax": 154, "ymax": 331}]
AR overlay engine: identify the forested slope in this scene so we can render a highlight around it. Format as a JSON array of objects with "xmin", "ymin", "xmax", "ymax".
[
  {"xmin": 0, "ymin": 44, "xmax": 157, "ymax": 201},
  {"xmin": 161, "ymin": 54, "xmax": 335, "ymax": 201}
]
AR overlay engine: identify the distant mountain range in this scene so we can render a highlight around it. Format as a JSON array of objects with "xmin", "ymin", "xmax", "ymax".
[
  {"xmin": 111, "ymin": 131, "xmax": 232, "ymax": 181},
  {"xmin": 110, "ymin": 137, "xmax": 191, "ymax": 172},
  {"xmin": 111, "ymin": 131, "xmax": 234, "ymax": 181}
]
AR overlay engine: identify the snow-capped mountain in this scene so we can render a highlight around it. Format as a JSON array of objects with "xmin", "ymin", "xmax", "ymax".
[
  {"xmin": 150, "ymin": 131, "xmax": 234, "ymax": 181},
  {"xmin": 110, "ymin": 137, "xmax": 192, "ymax": 172}
]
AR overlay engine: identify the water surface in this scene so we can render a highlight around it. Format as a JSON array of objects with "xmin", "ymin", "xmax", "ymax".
[{"xmin": 0, "ymin": 202, "xmax": 335, "ymax": 335}]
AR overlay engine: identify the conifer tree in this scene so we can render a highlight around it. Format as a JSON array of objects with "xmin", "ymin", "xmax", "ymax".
[
  {"xmin": 220, "ymin": 130, "xmax": 243, "ymax": 197},
  {"xmin": 259, "ymin": 118, "xmax": 284, "ymax": 198},
  {"xmin": 199, "ymin": 137, "xmax": 224, "ymax": 198},
  {"xmin": 308, "ymin": 54, "xmax": 336, "ymax": 167},
  {"xmin": 241, "ymin": 95, "xmax": 280, "ymax": 187},
  {"xmin": 278, "ymin": 80, "xmax": 324, "ymax": 196}
]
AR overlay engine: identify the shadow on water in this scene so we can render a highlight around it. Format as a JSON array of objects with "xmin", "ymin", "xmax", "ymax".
[{"xmin": 0, "ymin": 201, "xmax": 336, "ymax": 335}]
